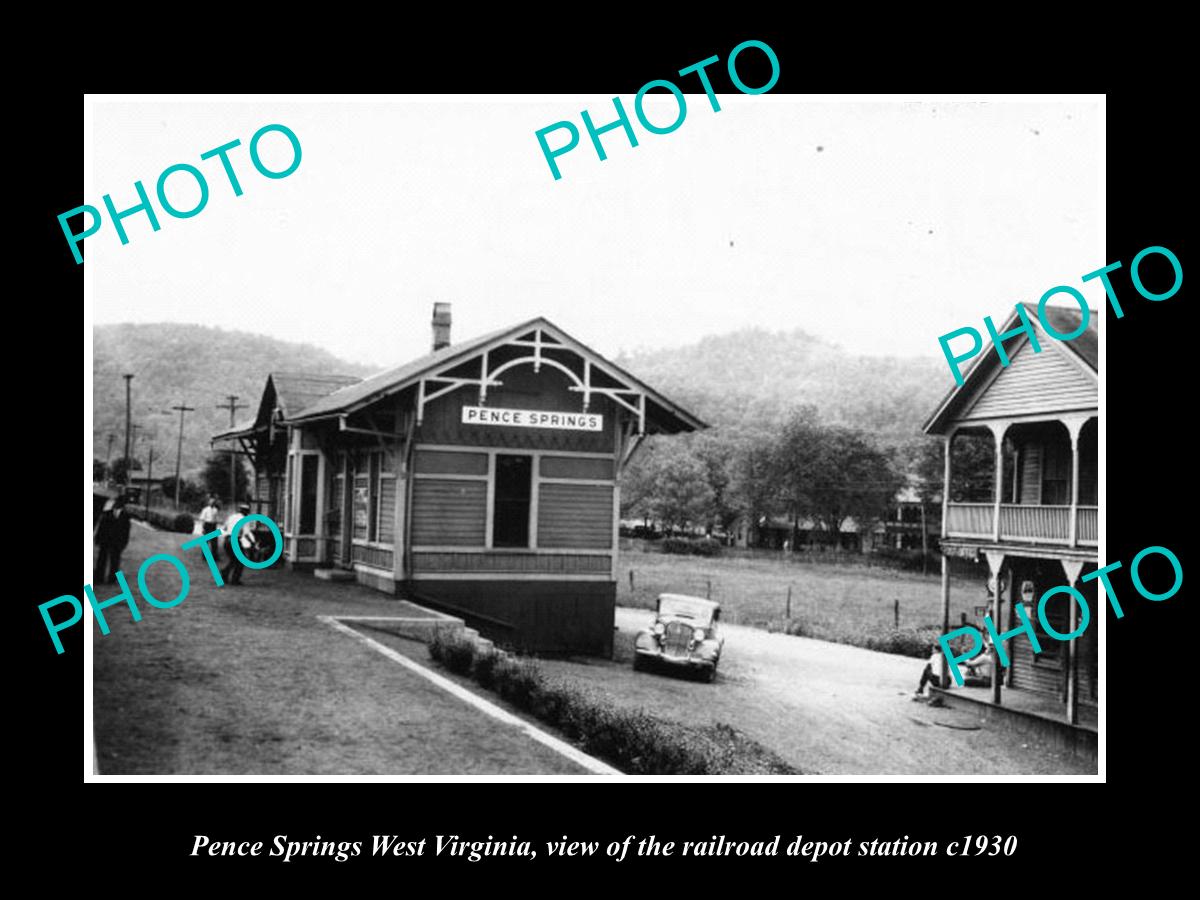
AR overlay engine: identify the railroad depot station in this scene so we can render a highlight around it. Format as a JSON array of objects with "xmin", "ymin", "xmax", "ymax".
[{"xmin": 214, "ymin": 304, "xmax": 704, "ymax": 655}]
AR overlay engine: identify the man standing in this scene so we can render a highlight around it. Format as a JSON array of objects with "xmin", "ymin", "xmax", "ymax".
[
  {"xmin": 221, "ymin": 502, "xmax": 259, "ymax": 586},
  {"xmin": 199, "ymin": 497, "xmax": 221, "ymax": 534},
  {"xmin": 94, "ymin": 495, "xmax": 132, "ymax": 584}
]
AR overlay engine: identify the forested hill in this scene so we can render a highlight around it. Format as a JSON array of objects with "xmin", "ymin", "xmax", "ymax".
[
  {"xmin": 94, "ymin": 323, "xmax": 949, "ymax": 479},
  {"xmin": 93, "ymin": 324, "xmax": 374, "ymax": 477},
  {"xmin": 615, "ymin": 328, "xmax": 947, "ymax": 442}
]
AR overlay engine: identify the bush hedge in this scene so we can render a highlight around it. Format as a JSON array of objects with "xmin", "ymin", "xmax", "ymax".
[
  {"xmin": 660, "ymin": 537, "xmax": 723, "ymax": 557},
  {"xmin": 869, "ymin": 547, "xmax": 938, "ymax": 572},
  {"xmin": 127, "ymin": 505, "xmax": 196, "ymax": 534},
  {"xmin": 428, "ymin": 632, "xmax": 797, "ymax": 775}
]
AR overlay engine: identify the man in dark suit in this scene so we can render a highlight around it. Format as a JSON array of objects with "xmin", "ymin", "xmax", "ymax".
[{"xmin": 94, "ymin": 495, "xmax": 132, "ymax": 584}]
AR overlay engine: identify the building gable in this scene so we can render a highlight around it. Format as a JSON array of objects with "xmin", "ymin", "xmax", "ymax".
[{"xmin": 957, "ymin": 337, "xmax": 1096, "ymax": 422}]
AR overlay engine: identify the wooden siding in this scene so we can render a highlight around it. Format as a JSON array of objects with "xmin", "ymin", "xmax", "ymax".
[
  {"xmin": 411, "ymin": 479, "xmax": 487, "ymax": 545},
  {"xmin": 961, "ymin": 340, "xmax": 1096, "ymax": 420},
  {"xmin": 378, "ymin": 477, "xmax": 397, "ymax": 544},
  {"xmin": 413, "ymin": 551, "xmax": 611, "ymax": 574},
  {"xmin": 415, "ymin": 449, "xmax": 488, "ymax": 475},
  {"xmin": 353, "ymin": 544, "xmax": 394, "ymax": 569},
  {"xmin": 1007, "ymin": 559, "xmax": 1097, "ymax": 707},
  {"xmin": 412, "ymin": 580, "xmax": 617, "ymax": 656},
  {"xmin": 538, "ymin": 483, "xmax": 614, "ymax": 549},
  {"xmin": 540, "ymin": 455, "xmax": 614, "ymax": 480}
]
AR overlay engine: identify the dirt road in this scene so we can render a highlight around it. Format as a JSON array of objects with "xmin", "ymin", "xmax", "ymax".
[{"xmin": 528, "ymin": 608, "xmax": 1093, "ymax": 775}]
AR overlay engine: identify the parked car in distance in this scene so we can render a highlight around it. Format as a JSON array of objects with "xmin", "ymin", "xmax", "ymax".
[{"xmin": 633, "ymin": 593, "xmax": 724, "ymax": 682}]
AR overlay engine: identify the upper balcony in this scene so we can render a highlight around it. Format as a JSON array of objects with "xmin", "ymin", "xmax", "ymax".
[{"xmin": 942, "ymin": 417, "xmax": 1097, "ymax": 550}]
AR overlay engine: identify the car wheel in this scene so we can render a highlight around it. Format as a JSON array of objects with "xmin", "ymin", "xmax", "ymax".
[
  {"xmin": 706, "ymin": 664, "xmax": 718, "ymax": 683},
  {"xmin": 633, "ymin": 655, "xmax": 644, "ymax": 672}
]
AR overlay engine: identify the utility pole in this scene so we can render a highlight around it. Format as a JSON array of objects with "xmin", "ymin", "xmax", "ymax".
[
  {"xmin": 217, "ymin": 395, "xmax": 247, "ymax": 504},
  {"xmin": 144, "ymin": 444, "xmax": 156, "ymax": 509},
  {"xmin": 104, "ymin": 434, "xmax": 115, "ymax": 484},
  {"xmin": 122, "ymin": 374, "xmax": 135, "ymax": 484},
  {"xmin": 128, "ymin": 424, "xmax": 144, "ymax": 501},
  {"xmin": 168, "ymin": 404, "xmax": 196, "ymax": 508}
]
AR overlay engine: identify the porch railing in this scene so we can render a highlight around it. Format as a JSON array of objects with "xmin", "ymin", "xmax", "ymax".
[
  {"xmin": 1077, "ymin": 506, "xmax": 1098, "ymax": 545},
  {"xmin": 1000, "ymin": 504, "xmax": 1070, "ymax": 543},
  {"xmin": 945, "ymin": 503, "xmax": 992, "ymax": 537},
  {"xmin": 947, "ymin": 502, "xmax": 1085, "ymax": 545}
]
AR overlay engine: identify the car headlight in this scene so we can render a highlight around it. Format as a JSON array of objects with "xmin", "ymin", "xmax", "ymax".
[
  {"xmin": 694, "ymin": 628, "xmax": 706, "ymax": 642},
  {"xmin": 653, "ymin": 622, "xmax": 665, "ymax": 635}
]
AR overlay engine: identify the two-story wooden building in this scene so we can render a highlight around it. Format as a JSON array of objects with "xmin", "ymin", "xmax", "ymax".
[
  {"xmin": 215, "ymin": 305, "xmax": 705, "ymax": 656},
  {"xmin": 924, "ymin": 303, "xmax": 1098, "ymax": 724}
]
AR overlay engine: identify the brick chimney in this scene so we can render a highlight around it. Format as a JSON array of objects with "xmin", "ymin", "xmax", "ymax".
[{"xmin": 431, "ymin": 302, "xmax": 452, "ymax": 351}]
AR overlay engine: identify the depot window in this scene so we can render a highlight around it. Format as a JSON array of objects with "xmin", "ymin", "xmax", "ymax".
[{"xmin": 493, "ymin": 454, "xmax": 532, "ymax": 548}]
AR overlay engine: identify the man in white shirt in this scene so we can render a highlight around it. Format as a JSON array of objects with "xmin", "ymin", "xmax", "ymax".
[
  {"xmin": 199, "ymin": 498, "xmax": 221, "ymax": 534},
  {"xmin": 220, "ymin": 502, "xmax": 258, "ymax": 586}
]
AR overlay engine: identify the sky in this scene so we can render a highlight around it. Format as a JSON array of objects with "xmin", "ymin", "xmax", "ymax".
[{"xmin": 89, "ymin": 97, "xmax": 1102, "ymax": 369}]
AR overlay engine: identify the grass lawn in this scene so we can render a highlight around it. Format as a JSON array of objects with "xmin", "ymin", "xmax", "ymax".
[{"xmin": 616, "ymin": 547, "xmax": 988, "ymax": 653}]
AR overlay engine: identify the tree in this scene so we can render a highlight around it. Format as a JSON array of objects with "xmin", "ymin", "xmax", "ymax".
[
  {"xmin": 201, "ymin": 451, "xmax": 251, "ymax": 503},
  {"xmin": 160, "ymin": 475, "xmax": 207, "ymax": 508},
  {"xmin": 772, "ymin": 417, "xmax": 902, "ymax": 546},
  {"xmin": 690, "ymin": 430, "xmax": 741, "ymax": 533},
  {"xmin": 93, "ymin": 458, "xmax": 107, "ymax": 482},
  {"xmin": 619, "ymin": 439, "xmax": 715, "ymax": 533},
  {"xmin": 727, "ymin": 434, "xmax": 782, "ymax": 541},
  {"xmin": 109, "ymin": 455, "xmax": 142, "ymax": 485},
  {"xmin": 909, "ymin": 434, "xmax": 994, "ymax": 505}
]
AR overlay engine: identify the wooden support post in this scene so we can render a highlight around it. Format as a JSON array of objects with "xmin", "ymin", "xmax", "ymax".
[
  {"xmin": 894, "ymin": 598, "xmax": 900, "ymax": 628},
  {"xmin": 992, "ymin": 425, "xmax": 1006, "ymax": 542},
  {"xmin": 1060, "ymin": 558, "xmax": 1085, "ymax": 725},
  {"xmin": 786, "ymin": 585, "xmax": 792, "ymax": 619},
  {"xmin": 1068, "ymin": 421, "xmax": 1081, "ymax": 548},
  {"xmin": 984, "ymin": 550, "xmax": 1006, "ymax": 705},
  {"xmin": 940, "ymin": 553, "xmax": 951, "ymax": 687},
  {"xmin": 992, "ymin": 563, "xmax": 1004, "ymax": 705}
]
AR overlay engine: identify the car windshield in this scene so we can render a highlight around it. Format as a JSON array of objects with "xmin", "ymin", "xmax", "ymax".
[{"xmin": 658, "ymin": 596, "xmax": 714, "ymax": 625}]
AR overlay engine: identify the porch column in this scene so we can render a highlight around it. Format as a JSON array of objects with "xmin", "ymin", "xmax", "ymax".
[
  {"xmin": 984, "ymin": 550, "xmax": 1006, "ymax": 705},
  {"xmin": 991, "ymin": 425, "xmax": 1005, "ymax": 542},
  {"xmin": 939, "ymin": 433, "xmax": 953, "ymax": 687},
  {"xmin": 1067, "ymin": 419, "xmax": 1083, "ymax": 549},
  {"xmin": 1061, "ymin": 558, "xmax": 1086, "ymax": 726}
]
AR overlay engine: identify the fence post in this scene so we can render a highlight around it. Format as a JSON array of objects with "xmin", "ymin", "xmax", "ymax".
[
  {"xmin": 706, "ymin": 578, "xmax": 711, "ymax": 599},
  {"xmin": 894, "ymin": 598, "xmax": 900, "ymax": 628},
  {"xmin": 629, "ymin": 570, "xmax": 635, "ymax": 593},
  {"xmin": 786, "ymin": 585, "xmax": 792, "ymax": 619}
]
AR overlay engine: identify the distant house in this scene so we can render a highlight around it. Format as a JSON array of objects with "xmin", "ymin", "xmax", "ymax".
[
  {"xmin": 923, "ymin": 303, "xmax": 1097, "ymax": 724},
  {"xmin": 214, "ymin": 305, "xmax": 704, "ymax": 655},
  {"xmin": 732, "ymin": 515, "xmax": 863, "ymax": 551},
  {"xmin": 865, "ymin": 479, "xmax": 939, "ymax": 553}
]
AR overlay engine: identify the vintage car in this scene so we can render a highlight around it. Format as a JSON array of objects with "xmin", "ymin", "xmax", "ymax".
[{"xmin": 633, "ymin": 593, "xmax": 724, "ymax": 682}]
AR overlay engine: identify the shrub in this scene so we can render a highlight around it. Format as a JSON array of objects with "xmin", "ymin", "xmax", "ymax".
[
  {"xmin": 126, "ymin": 505, "xmax": 196, "ymax": 534},
  {"xmin": 869, "ymin": 547, "xmax": 941, "ymax": 572},
  {"xmin": 863, "ymin": 627, "xmax": 938, "ymax": 659},
  {"xmin": 660, "ymin": 537, "xmax": 723, "ymax": 557},
  {"xmin": 425, "ymin": 631, "xmax": 799, "ymax": 775},
  {"xmin": 429, "ymin": 631, "xmax": 475, "ymax": 675}
]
